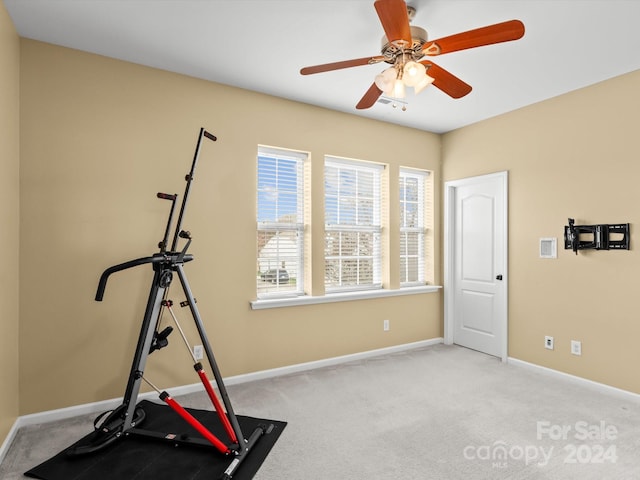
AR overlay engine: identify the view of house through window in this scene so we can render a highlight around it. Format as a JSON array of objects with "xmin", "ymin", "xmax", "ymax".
[
  {"xmin": 256, "ymin": 147, "xmax": 433, "ymax": 301},
  {"xmin": 399, "ymin": 168, "xmax": 429, "ymax": 286},
  {"xmin": 256, "ymin": 146, "xmax": 305, "ymax": 297},
  {"xmin": 324, "ymin": 157, "xmax": 383, "ymax": 292}
]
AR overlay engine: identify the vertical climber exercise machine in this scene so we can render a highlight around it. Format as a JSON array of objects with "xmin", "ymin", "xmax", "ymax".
[{"xmin": 67, "ymin": 128, "xmax": 270, "ymax": 479}]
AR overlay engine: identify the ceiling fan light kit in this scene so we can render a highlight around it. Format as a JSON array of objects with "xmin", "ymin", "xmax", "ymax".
[
  {"xmin": 374, "ymin": 59, "xmax": 434, "ymax": 100},
  {"xmin": 300, "ymin": 0, "xmax": 525, "ymax": 111}
]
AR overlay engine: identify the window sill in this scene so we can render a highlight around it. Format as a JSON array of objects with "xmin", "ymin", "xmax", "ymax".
[{"xmin": 250, "ymin": 285, "xmax": 442, "ymax": 310}]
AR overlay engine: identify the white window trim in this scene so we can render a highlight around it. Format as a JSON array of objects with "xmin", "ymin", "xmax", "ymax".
[
  {"xmin": 399, "ymin": 167, "xmax": 429, "ymax": 288},
  {"xmin": 257, "ymin": 146, "xmax": 307, "ymax": 298},
  {"xmin": 324, "ymin": 156, "xmax": 384, "ymax": 292},
  {"xmin": 250, "ymin": 285, "xmax": 442, "ymax": 310}
]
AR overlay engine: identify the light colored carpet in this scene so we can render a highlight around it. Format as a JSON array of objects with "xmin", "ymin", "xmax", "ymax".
[{"xmin": 1, "ymin": 344, "xmax": 639, "ymax": 479}]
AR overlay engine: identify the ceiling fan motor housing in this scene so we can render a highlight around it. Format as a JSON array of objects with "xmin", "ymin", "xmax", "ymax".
[{"xmin": 380, "ymin": 25, "xmax": 428, "ymax": 63}]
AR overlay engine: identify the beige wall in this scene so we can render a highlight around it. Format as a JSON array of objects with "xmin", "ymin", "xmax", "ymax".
[
  {"xmin": 443, "ymin": 69, "xmax": 640, "ymax": 394},
  {"xmin": 10, "ymin": 12, "xmax": 639, "ymax": 433},
  {"xmin": 0, "ymin": 0, "xmax": 20, "ymax": 444},
  {"xmin": 18, "ymin": 40, "xmax": 442, "ymax": 415}
]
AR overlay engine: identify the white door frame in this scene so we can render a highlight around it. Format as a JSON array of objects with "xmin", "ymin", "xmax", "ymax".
[{"xmin": 444, "ymin": 171, "xmax": 509, "ymax": 362}]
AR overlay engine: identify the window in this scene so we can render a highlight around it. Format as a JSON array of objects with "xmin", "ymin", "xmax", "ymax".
[
  {"xmin": 324, "ymin": 157, "xmax": 383, "ymax": 292},
  {"xmin": 256, "ymin": 146, "xmax": 305, "ymax": 297},
  {"xmin": 399, "ymin": 168, "xmax": 428, "ymax": 286},
  {"xmin": 252, "ymin": 146, "xmax": 438, "ymax": 310}
]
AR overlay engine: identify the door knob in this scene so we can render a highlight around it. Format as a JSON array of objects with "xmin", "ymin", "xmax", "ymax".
[{"xmin": 496, "ymin": 274, "xmax": 503, "ymax": 281}]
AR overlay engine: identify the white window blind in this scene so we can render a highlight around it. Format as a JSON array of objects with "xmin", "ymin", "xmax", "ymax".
[
  {"xmin": 324, "ymin": 157, "xmax": 383, "ymax": 292},
  {"xmin": 257, "ymin": 146, "xmax": 305, "ymax": 297},
  {"xmin": 399, "ymin": 168, "xmax": 428, "ymax": 286}
]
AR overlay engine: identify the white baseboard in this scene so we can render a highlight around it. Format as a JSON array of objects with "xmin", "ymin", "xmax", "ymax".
[
  {"xmin": 0, "ymin": 337, "xmax": 442, "ymax": 463},
  {"xmin": 224, "ymin": 337, "xmax": 443, "ymax": 386},
  {"xmin": 0, "ymin": 420, "xmax": 20, "ymax": 465},
  {"xmin": 508, "ymin": 356, "xmax": 640, "ymax": 403}
]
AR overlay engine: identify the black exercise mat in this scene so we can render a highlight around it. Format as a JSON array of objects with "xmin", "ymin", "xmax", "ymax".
[{"xmin": 25, "ymin": 400, "xmax": 286, "ymax": 480}]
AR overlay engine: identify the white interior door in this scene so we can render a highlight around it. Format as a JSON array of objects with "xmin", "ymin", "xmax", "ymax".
[{"xmin": 444, "ymin": 172, "xmax": 507, "ymax": 360}]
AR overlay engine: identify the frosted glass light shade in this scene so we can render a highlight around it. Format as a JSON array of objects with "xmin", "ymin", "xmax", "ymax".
[
  {"xmin": 392, "ymin": 78, "xmax": 406, "ymax": 99},
  {"xmin": 414, "ymin": 73, "xmax": 435, "ymax": 94},
  {"xmin": 402, "ymin": 61, "xmax": 426, "ymax": 87},
  {"xmin": 374, "ymin": 67, "xmax": 397, "ymax": 95}
]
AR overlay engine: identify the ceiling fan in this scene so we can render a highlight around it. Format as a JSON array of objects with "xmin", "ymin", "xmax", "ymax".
[{"xmin": 300, "ymin": 0, "xmax": 525, "ymax": 110}]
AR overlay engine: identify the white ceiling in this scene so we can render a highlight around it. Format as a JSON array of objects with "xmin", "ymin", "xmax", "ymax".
[{"xmin": 6, "ymin": 0, "xmax": 640, "ymax": 133}]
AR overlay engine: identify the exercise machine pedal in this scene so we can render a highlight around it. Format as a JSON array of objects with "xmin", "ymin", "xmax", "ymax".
[{"xmin": 67, "ymin": 405, "xmax": 146, "ymax": 456}]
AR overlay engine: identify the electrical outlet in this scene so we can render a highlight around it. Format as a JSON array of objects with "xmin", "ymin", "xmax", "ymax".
[
  {"xmin": 544, "ymin": 336, "xmax": 554, "ymax": 350},
  {"xmin": 571, "ymin": 340, "xmax": 582, "ymax": 356},
  {"xmin": 383, "ymin": 319, "xmax": 390, "ymax": 331},
  {"xmin": 193, "ymin": 345, "xmax": 204, "ymax": 360}
]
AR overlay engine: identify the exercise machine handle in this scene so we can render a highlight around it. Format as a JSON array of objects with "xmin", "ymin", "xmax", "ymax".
[
  {"xmin": 156, "ymin": 193, "xmax": 177, "ymax": 201},
  {"xmin": 157, "ymin": 192, "xmax": 179, "ymax": 253},
  {"xmin": 98, "ymin": 128, "xmax": 214, "ymax": 300},
  {"xmin": 171, "ymin": 128, "xmax": 215, "ymax": 251},
  {"xmin": 96, "ymin": 254, "xmax": 194, "ymax": 301},
  {"xmin": 95, "ymin": 256, "xmax": 159, "ymax": 301}
]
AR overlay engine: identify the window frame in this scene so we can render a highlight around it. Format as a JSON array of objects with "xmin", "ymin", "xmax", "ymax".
[
  {"xmin": 399, "ymin": 167, "xmax": 429, "ymax": 287},
  {"xmin": 256, "ymin": 146, "xmax": 306, "ymax": 299},
  {"xmin": 324, "ymin": 156, "xmax": 384, "ymax": 293}
]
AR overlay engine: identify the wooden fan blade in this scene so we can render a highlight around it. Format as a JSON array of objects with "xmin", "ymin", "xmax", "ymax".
[
  {"xmin": 374, "ymin": 0, "xmax": 412, "ymax": 46},
  {"xmin": 421, "ymin": 61, "xmax": 472, "ymax": 99},
  {"xmin": 300, "ymin": 56, "xmax": 385, "ymax": 75},
  {"xmin": 423, "ymin": 19, "xmax": 525, "ymax": 56},
  {"xmin": 356, "ymin": 83, "xmax": 383, "ymax": 110}
]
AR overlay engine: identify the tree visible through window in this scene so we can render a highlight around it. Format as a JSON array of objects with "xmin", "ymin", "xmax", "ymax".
[
  {"xmin": 324, "ymin": 157, "xmax": 383, "ymax": 291},
  {"xmin": 256, "ymin": 147, "xmax": 305, "ymax": 297}
]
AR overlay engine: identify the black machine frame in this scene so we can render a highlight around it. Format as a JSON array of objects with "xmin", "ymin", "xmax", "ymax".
[{"xmin": 68, "ymin": 128, "xmax": 269, "ymax": 479}]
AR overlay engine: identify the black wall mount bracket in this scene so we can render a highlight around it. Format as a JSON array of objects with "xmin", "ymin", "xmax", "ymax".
[{"xmin": 564, "ymin": 218, "xmax": 630, "ymax": 254}]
